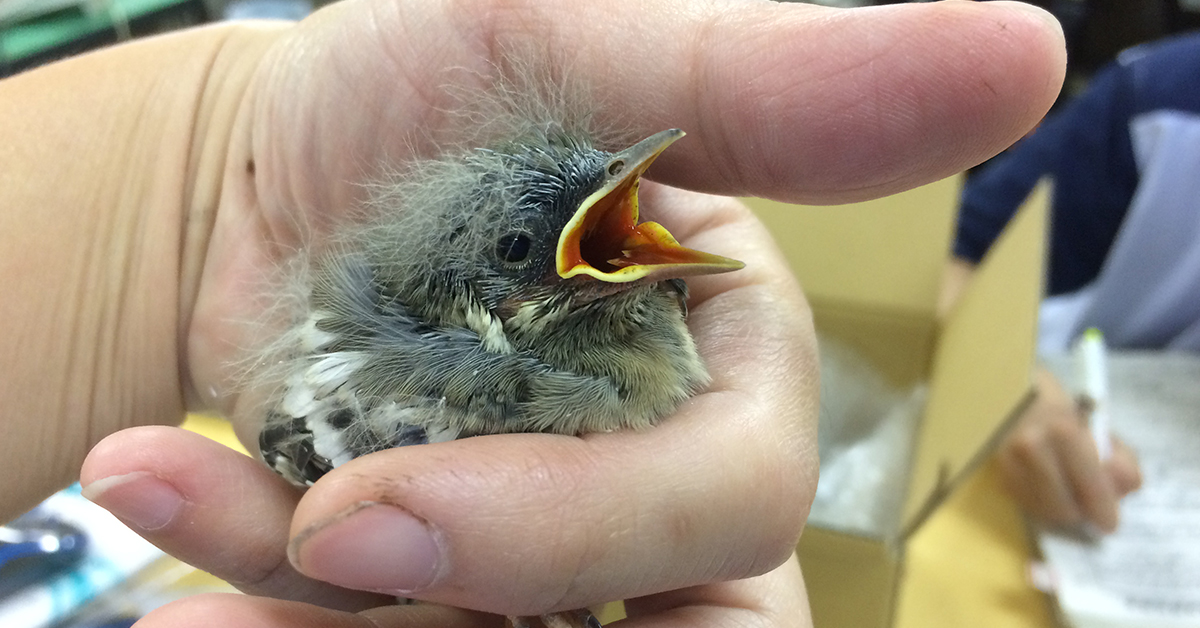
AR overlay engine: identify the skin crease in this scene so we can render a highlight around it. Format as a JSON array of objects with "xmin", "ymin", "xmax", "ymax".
[{"xmin": 0, "ymin": 0, "xmax": 1067, "ymax": 627}]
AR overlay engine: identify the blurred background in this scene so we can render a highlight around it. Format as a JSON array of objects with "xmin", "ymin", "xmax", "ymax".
[{"xmin": 1, "ymin": 0, "xmax": 326, "ymax": 77}]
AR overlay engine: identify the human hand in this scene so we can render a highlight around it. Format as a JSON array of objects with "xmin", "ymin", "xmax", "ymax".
[
  {"xmin": 82, "ymin": 423, "xmax": 812, "ymax": 627},
  {"xmin": 71, "ymin": 0, "xmax": 1065, "ymax": 625},
  {"xmin": 88, "ymin": 184, "xmax": 821, "ymax": 625},
  {"xmin": 996, "ymin": 367, "xmax": 1142, "ymax": 533}
]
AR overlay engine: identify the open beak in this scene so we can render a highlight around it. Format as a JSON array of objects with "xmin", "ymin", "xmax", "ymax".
[{"xmin": 556, "ymin": 129, "xmax": 744, "ymax": 283}]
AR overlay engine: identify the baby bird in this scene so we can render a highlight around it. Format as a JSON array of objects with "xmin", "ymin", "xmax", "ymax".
[{"xmin": 254, "ymin": 120, "xmax": 742, "ymax": 628}]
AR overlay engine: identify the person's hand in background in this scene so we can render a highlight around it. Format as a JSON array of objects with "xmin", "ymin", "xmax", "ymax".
[{"xmin": 997, "ymin": 366, "xmax": 1142, "ymax": 534}]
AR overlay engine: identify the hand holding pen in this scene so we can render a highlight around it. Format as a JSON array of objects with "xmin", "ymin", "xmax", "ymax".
[{"xmin": 995, "ymin": 332, "xmax": 1142, "ymax": 535}]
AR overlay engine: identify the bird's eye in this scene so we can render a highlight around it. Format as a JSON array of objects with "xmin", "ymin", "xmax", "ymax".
[
  {"xmin": 607, "ymin": 160, "xmax": 625, "ymax": 176},
  {"xmin": 496, "ymin": 232, "xmax": 532, "ymax": 264}
]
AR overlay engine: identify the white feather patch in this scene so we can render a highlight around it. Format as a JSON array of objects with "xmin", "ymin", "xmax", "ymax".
[
  {"xmin": 504, "ymin": 300, "xmax": 567, "ymax": 337},
  {"xmin": 308, "ymin": 412, "xmax": 355, "ymax": 468},
  {"xmin": 425, "ymin": 424, "xmax": 462, "ymax": 443},
  {"xmin": 281, "ymin": 371, "xmax": 319, "ymax": 418},
  {"xmin": 299, "ymin": 313, "xmax": 337, "ymax": 352},
  {"xmin": 464, "ymin": 304, "xmax": 513, "ymax": 354},
  {"xmin": 304, "ymin": 353, "xmax": 365, "ymax": 398}
]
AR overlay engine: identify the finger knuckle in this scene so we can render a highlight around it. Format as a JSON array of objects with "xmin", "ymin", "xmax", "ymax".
[{"xmin": 1005, "ymin": 429, "xmax": 1044, "ymax": 461}]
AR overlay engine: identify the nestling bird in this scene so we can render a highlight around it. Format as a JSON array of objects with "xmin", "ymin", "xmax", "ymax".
[{"xmin": 252, "ymin": 105, "xmax": 743, "ymax": 628}]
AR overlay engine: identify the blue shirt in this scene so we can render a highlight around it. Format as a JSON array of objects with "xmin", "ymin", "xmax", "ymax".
[{"xmin": 954, "ymin": 32, "xmax": 1200, "ymax": 296}]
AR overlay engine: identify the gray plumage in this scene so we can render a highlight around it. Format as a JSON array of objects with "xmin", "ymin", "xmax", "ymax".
[
  {"xmin": 246, "ymin": 75, "xmax": 745, "ymax": 628},
  {"xmin": 255, "ymin": 115, "xmax": 740, "ymax": 487}
]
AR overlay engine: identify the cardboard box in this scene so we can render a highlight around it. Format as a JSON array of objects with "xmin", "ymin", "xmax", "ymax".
[{"xmin": 743, "ymin": 176, "xmax": 1048, "ymax": 628}]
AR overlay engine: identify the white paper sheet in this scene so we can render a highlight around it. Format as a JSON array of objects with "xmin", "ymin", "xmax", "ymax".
[{"xmin": 1039, "ymin": 352, "xmax": 1200, "ymax": 628}]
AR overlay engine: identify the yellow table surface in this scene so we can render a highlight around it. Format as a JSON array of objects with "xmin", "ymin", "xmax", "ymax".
[
  {"xmin": 896, "ymin": 462, "xmax": 1057, "ymax": 628},
  {"xmin": 182, "ymin": 413, "xmax": 248, "ymax": 454},
  {"xmin": 182, "ymin": 416, "xmax": 1058, "ymax": 627}
]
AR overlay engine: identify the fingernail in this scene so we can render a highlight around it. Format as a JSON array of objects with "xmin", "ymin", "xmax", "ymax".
[
  {"xmin": 289, "ymin": 502, "xmax": 442, "ymax": 594},
  {"xmin": 81, "ymin": 472, "xmax": 184, "ymax": 531}
]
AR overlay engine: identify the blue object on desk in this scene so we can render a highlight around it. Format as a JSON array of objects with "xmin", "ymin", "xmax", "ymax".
[{"xmin": 0, "ymin": 516, "xmax": 88, "ymax": 600}]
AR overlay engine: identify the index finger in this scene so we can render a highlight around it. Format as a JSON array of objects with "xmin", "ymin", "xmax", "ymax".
[
  {"xmin": 262, "ymin": 0, "xmax": 1064, "ymax": 210},
  {"xmin": 529, "ymin": 0, "xmax": 1066, "ymax": 202}
]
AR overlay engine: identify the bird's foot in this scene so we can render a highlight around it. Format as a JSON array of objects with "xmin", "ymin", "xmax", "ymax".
[{"xmin": 506, "ymin": 609, "xmax": 601, "ymax": 628}]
